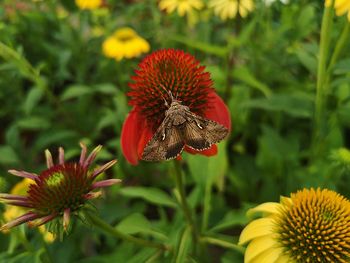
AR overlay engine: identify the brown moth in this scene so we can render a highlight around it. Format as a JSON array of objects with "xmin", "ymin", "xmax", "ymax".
[{"xmin": 141, "ymin": 93, "xmax": 229, "ymax": 161}]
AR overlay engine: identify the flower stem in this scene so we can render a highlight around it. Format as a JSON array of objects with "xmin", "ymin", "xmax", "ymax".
[
  {"xmin": 85, "ymin": 212, "xmax": 168, "ymax": 250},
  {"xmin": 17, "ymin": 228, "xmax": 34, "ymax": 252},
  {"xmin": 173, "ymin": 161, "xmax": 199, "ymax": 253},
  {"xmin": 312, "ymin": 4, "xmax": 334, "ymax": 159},
  {"xmin": 327, "ymin": 22, "xmax": 350, "ymax": 74},
  {"xmin": 200, "ymin": 236, "xmax": 244, "ymax": 254},
  {"xmin": 41, "ymin": 240, "xmax": 54, "ymax": 263}
]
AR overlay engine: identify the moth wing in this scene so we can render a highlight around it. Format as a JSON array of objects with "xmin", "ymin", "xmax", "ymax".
[
  {"xmin": 164, "ymin": 125, "xmax": 185, "ymax": 160},
  {"xmin": 142, "ymin": 121, "xmax": 185, "ymax": 161},
  {"xmin": 184, "ymin": 113, "xmax": 229, "ymax": 151}
]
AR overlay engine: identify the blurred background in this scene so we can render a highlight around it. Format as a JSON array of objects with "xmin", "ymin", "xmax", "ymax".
[{"xmin": 0, "ymin": 0, "xmax": 350, "ymax": 262}]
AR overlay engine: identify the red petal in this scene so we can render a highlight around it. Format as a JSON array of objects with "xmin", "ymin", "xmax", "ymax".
[
  {"xmin": 136, "ymin": 125, "xmax": 153, "ymax": 161},
  {"xmin": 184, "ymin": 144, "xmax": 218, "ymax": 156},
  {"xmin": 204, "ymin": 93, "xmax": 231, "ymax": 131},
  {"xmin": 121, "ymin": 109, "xmax": 145, "ymax": 165},
  {"xmin": 121, "ymin": 109, "xmax": 153, "ymax": 165}
]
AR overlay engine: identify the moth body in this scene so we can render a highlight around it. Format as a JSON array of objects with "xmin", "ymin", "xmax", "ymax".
[{"xmin": 141, "ymin": 96, "xmax": 229, "ymax": 161}]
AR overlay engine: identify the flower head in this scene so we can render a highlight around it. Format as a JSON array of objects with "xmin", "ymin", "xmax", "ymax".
[
  {"xmin": 159, "ymin": 0, "xmax": 204, "ymax": 17},
  {"xmin": 75, "ymin": 0, "xmax": 102, "ymax": 10},
  {"xmin": 209, "ymin": 0, "xmax": 254, "ymax": 20},
  {"xmin": 102, "ymin": 27, "xmax": 150, "ymax": 61},
  {"xmin": 0, "ymin": 143, "xmax": 120, "ymax": 237},
  {"xmin": 121, "ymin": 49, "xmax": 231, "ymax": 165},
  {"xmin": 239, "ymin": 188, "xmax": 350, "ymax": 263},
  {"xmin": 326, "ymin": 0, "xmax": 350, "ymax": 21}
]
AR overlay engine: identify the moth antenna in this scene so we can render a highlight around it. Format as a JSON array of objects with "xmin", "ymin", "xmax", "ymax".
[{"xmin": 159, "ymin": 84, "xmax": 170, "ymax": 107}]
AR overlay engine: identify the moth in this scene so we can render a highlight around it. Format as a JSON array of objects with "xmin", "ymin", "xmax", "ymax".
[{"xmin": 141, "ymin": 92, "xmax": 229, "ymax": 161}]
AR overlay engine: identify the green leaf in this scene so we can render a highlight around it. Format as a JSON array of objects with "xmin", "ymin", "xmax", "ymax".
[
  {"xmin": 17, "ymin": 117, "xmax": 50, "ymax": 130},
  {"xmin": 170, "ymin": 35, "xmax": 228, "ymax": 57},
  {"xmin": 292, "ymin": 43, "xmax": 317, "ymax": 74},
  {"xmin": 186, "ymin": 141, "xmax": 228, "ymax": 189},
  {"xmin": 23, "ymin": 88, "xmax": 44, "ymax": 114},
  {"xmin": 243, "ymin": 93, "xmax": 313, "ymax": 118},
  {"xmin": 0, "ymin": 145, "xmax": 20, "ymax": 165},
  {"xmin": 60, "ymin": 85, "xmax": 92, "ymax": 101},
  {"xmin": 209, "ymin": 207, "xmax": 251, "ymax": 232},
  {"xmin": 119, "ymin": 187, "xmax": 177, "ymax": 207},
  {"xmin": 174, "ymin": 227, "xmax": 191, "ymax": 263},
  {"xmin": 116, "ymin": 213, "xmax": 168, "ymax": 241},
  {"xmin": 0, "ymin": 41, "xmax": 40, "ymax": 84},
  {"xmin": 233, "ymin": 66, "xmax": 272, "ymax": 97},
  {"xmin": 93, "ymin": 83, "xmax": 117, "ymax": 94}
]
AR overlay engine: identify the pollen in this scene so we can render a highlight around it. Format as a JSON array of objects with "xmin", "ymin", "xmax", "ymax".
[
  {"xmin": 46, "ymin": 172, "xmax": 65, "ymax": 187},
  {"xmin": 275, "ymin": 188, "xmax": 350, "ymax": 263}
]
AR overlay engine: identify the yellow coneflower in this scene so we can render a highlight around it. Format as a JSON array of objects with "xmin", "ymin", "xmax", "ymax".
[
  {"xmin": 75, "ymin": 0, "xmax": 102, "ymax": 10},
  {"xmin": 159, "ymin": 0, "xmax": 204, "ymax": 17},
  {"xmin": 102, "ymin": 27, "xmax": 150, "ymax": 61},
  {"xmin": 209, "ymin": 0, "xmax": 254, "ymax": 20},
  {"xmin": 239, "ymin": 188, "xmax": 350, "ymax": 262},
  {"xmin": 326, "ymin": 0, "xmax": 350, "ymax": 21}
]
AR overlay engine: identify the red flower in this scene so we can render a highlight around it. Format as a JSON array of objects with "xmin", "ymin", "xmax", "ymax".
[
  {"xmin": 121, "ymin": 49, "xmax": 231, "ymax": 165},
  {"xmin": 0, "ymin": 143, "xmax": 120, "ymax": 235}
]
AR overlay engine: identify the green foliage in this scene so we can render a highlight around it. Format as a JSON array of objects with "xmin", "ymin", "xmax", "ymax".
[{"xmin": 1, "ymin": 0, "xmax": 350, "ymax": 262}]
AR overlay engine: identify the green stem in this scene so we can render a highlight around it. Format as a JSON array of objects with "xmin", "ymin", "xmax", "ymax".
[
  {"xmin": 17, "ymin": 229, "xmax": 34, "ymax": 252},
  {"xmin": 85, "ymin": 212, "xmax": 168, "ymax": 250},
  {"xmin": 200, "ymin": 236, "xmax": 244, "ymax": 254},
  {"xmin": 312, "ymin": 4, "xmax": 334, "ymax": 158},
  {"xmin": 327, "ymin": 23, "xmax": 350, "ymax": 74},
  {"xmin": 41, "ymin": 241, "xmax": 53, "ymax": 263},
  {"xmin": 173, "ymin": 162, "xmax": 199, "ymax": 251},
  {"xmin": 201, "ymin": 179, "xmax": 212, "ymax": 233}
]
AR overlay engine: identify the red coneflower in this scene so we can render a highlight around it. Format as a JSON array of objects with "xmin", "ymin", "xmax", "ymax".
[
  {"xmin": 121, "ymin": 49, "xmax": 231, "ymax": 165},
  {"xmin": 0, "ymin": 143, "xmax": 120, "ymax": 235}
]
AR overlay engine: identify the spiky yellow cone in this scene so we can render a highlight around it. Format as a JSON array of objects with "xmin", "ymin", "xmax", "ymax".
[{"xmin": 239, "ymin": 188, "xmax": 350, "ymax": 263}]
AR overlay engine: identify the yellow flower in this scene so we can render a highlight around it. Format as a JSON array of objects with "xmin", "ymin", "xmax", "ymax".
[
  {"xmin": 102, "ymin": 28, "xmax": 150, "ymax": 61},
  {"xmin": 209, "ymin": 0, "xmax": 254, "ymax": 20},
  {"xmin": 239, "ymin": 188, "xmax": 350, "ymax": 263},
  {"xmin": 326, "ymin": 0, "xmax": 350, "ymax": 21},
  {"xmin": 159, "ymin": 0, "xmax": 204, "ymax": 17},
  {"xmin": 75, "ymin": 0, "xmax": 102, "ymax": 10},
  {"xmin": 2, "ymin": 178, "xmax": 55, "ymax": 243}
]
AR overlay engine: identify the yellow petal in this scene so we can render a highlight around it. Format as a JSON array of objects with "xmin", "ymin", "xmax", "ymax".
[
  {"xmin": 239, "ymin": 218, "xmax": 274, "ymax": 245},
  {"xmin": 244, "ymin": 235, "xmax": 279, "ymax": 263},
  {"xmin": 275, "ymin": 253, "xmax": 292, "ymax": 263},
  {"xmin": 249, "ymin": 246, "xmax": 285, "ymax": 263},
  {"xmin": 247, "ymin": 202, "xmax": 282, "ymax": 217},
  {"xmin": 114, "ymin": 27, "xmax": 137, "ymax": 39},
  {"xmin": 325, "ymin": 0, "xmax": 332, "ymax": 7}
]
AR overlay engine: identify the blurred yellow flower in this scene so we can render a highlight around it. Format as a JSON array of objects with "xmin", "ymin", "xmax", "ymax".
[
  {"xmin": 2, "ymin": 178, "xmax": 55, "ymax": 243},
  {"xmin": 75, "ymin": 0, "xmax": 102, "ymax": 10},
  {"xmin": 159, "ymin": 0, "xmax": 204, "ymax": 17},
  {"xmin": 209, "ymin": 0, "xmax": 254, "ymax": 20},
  {"xmin": 239, "ymin": 188, "xmax": 350, "ymax": 263},
  {"xmin": 326, "ymin": 0, "xmax": 350, "ymax": 21},
  {"xmin": 102, "ymin": 28, "xmax": 150, "ymax": 61}
]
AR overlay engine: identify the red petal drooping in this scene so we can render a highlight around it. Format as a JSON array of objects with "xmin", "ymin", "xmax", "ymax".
[
  {"xmin": 184, "ymin": 144, "xmax": 218, "ymax": 156},
  {"xmin": 204, "ymin": 93, "xmax": 231, "ymax": 130},
  {"xmin": 121, "ymin": 109, "xmax": 152, "ymax": 165}
]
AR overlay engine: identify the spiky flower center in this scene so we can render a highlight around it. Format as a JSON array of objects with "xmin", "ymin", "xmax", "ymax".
[
  {"xmin": 128, "ymin": 49, "xmax": 214, "ymax": 130},
  {"xmin": 276, "ymin": 189, "xmax": 350, "ymax": 263},
  {"xmin": 27, "ymin": 164, "xmax": 93, "ymax": 215},
  {"xmin": 46, "ymin": 172, "xmax": 65, "ymax": 187}
]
